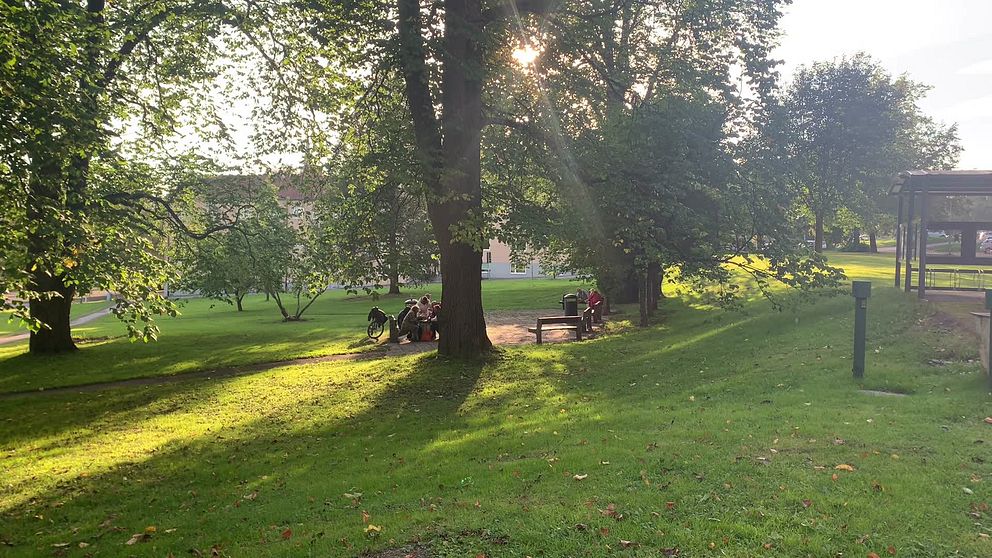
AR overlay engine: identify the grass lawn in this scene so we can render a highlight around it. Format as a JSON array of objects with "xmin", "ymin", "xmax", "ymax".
[
  {"xmin": 0, "ymin": 301, "xmax": 109, "ymax": 337},
  {"xmin": 1, "ymin": 253, "xmax": 990, "ymax": 556},
  {"xmin": 0, "ymin": 279, "xmax": 588, "ymax": 394}
]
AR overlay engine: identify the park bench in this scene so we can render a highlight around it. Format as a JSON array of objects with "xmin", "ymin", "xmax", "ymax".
[{"xmin": 528, "ymin": 315, "xmax": 584, "ymax": 344}]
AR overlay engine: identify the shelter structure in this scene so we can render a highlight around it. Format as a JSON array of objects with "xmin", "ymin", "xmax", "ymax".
[{"xmin": 891, "ymin": 170, "xmax": 992, "ymax": 298}]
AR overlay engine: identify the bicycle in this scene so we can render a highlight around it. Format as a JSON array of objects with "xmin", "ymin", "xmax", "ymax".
[{"xmin": 367, "ymin": 306, "xmax": 389, "ymax": 339}]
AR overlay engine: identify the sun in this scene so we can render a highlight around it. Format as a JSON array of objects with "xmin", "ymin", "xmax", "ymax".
[{"xmin": 512, "ymin": 44, "xmax": 540, "ymax": 67}]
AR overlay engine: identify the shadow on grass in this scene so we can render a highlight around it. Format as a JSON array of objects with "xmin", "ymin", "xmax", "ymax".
[{"xmin": 1, "ymin": 286, "xmax": 986, "ymax": 556}]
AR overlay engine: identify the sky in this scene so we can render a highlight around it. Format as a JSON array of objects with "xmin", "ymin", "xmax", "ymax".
[{"xmin": 774, "ymin": 0, "xmax": 992, "ymax": 169}]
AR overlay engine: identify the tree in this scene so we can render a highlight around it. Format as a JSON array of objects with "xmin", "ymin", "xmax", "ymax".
[
  {"xmin": 481, "ymin": 0, "xmax": 839, "ymax": 324},
  {"xmin": 178, "ymin": 232, "xmax": 257, "ymax": 311},
  {"xmin": 322, "ymin": 80, "xmax": 439, "ymax": 295},
  {"xmin": 0, "ymin": 0, "xmax": 238, "ymax": 353},
  {"xmin": 773, "ymin": 54, "xmax": 960, "ymax": 252}
]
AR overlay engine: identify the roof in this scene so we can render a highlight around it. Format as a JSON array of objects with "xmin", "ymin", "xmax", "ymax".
[
  {"xmin": 890, "ymin": 170, "xmax": 992, "ymax": 195},
  {"xmin": 205, "ymin": 173, "xmax": 311, "ymax": 202}
]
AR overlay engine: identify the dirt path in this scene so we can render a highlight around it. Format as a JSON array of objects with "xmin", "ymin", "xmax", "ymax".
[
  {"xmin": 0, "ymin": 308, "xmax": 113, "ymax": 346},
  {"xmin": 0, "ymin": 309, "xmax": 600, "ymax": 399}
]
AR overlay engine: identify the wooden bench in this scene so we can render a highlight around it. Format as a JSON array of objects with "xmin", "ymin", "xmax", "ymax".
[{"xmin": 528, "ymin": 316, "xmax": 583, "ymax": 344}]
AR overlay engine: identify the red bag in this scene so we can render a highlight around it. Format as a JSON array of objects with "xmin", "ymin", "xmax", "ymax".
[{"xmin": 420, "ymin": 325, "xmax": 434, "ymax": 342}]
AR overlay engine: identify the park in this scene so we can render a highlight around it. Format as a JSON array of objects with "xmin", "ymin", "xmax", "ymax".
[{"xmin": 2, "ymin": 1, "xmax": 992, "ymax": 557}]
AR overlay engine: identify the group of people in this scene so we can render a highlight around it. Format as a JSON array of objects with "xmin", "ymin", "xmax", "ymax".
[
  {"xmin": 397, "ymin": 294, "xmax": 440, "ymax": 342},
  {"xmin": 576, "ymin": 288, "xmax": 603, "ymax": 308}
]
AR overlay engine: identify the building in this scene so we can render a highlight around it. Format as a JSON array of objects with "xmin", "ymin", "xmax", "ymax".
[{"xmin": 482, "ymin": 239, "xmax": 570, "ymax": 280}]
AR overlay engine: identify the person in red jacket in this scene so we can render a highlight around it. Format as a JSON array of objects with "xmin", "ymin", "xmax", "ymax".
[{"xmin": 587, "ymin": 289, "xmax": 604, "ymax": 321}]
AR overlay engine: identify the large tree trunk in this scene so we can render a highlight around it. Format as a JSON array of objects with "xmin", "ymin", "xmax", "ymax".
[
  {"xmin": 869, "ymin": 231, "xmax": 878, "ymax": 253},
  {"xmin": 235, "ymin": 291, "xmax": 245, "ymax": 312},
  {"xmin": 434, "ymin": 0, "xmax": 490, "ymax": 356},
  {"xmin": 28, "ymin": 274, "xmax": 77, "ymax": 354},
  {"xmin": 387, "ymin": 243, "xmax": 401, "ymax": 295},
  {"xmin": 637, "ymin": 270, "xmax": 649, "ymax": 327},
  {"xmin": 814, "ymin": 212, "xmax": 824, "ymax": 253},
  {"xmin": 388, "ymin": 272, "xmax": 401, "ymax": 295},
  {"xmin": 398, "ymin": 0, "xmax": 491, "ymax": 357},
  {"xmin": 647, "ymin": 261, "xmax": 661, "ymax": 312}
]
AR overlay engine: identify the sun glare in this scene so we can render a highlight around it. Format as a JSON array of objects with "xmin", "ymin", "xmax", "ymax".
[{"xmin": 512, "ymin": 45, "xmax": 540, "ymax": 67}]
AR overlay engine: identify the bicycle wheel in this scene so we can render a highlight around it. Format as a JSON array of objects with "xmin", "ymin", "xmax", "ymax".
[{"xmin": 368, "ymin": 321, "xmax": 385, "ymax": 339}]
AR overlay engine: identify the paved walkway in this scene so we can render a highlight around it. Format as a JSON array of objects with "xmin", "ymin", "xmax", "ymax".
[
  {"xmin": 0, "ymin": 309, "xmax": 607, "ymax": 399},
  {"xmin": 0, "ymin": 346, "xmax": 417, "ymax": 400},
  {"xmin": 0, "ymin": 308, "xmax": 113, "ymax": 346}
]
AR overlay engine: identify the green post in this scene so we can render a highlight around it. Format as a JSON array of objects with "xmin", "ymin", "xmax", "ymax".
[
  {"xmin": 852, "ymin": 281, "xmax": 871, "ymax": 379},
  {"xmin": 986, "ymin": 291, "xmax": 992, "ymax": 390}
]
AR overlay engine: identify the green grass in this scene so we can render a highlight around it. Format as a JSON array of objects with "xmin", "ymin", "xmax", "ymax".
[
  {"xmin": 0, "ymin": 279, "xmax": 588, "ymax": 394},
  {"xmin": 0, "ymin": 301, "xmax": 109, "ymax": 336},
  {"xmin": 1, "ymin": 254, "xmax": 990, "ymax": 556}
]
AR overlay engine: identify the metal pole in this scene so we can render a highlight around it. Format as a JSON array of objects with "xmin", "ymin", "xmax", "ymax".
[
  {"xmin": 852, "ymin": 281, "xmax": 871, "ymax": 379},
  {"xmin": 904, "ymin": 193, "xmax": 915, "ymax": 292},
  {"xmin": 895, "ymin": 195, "xmax": 904, "ymax": 287},
  {"xmin": 918, "ymin": 190, "xmax": 928, "ymax": 299}
]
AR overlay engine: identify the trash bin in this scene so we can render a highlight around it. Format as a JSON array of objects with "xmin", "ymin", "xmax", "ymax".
[{"xmin": 561, "ymin": 293, "xmax": 579, "ymax": 316}]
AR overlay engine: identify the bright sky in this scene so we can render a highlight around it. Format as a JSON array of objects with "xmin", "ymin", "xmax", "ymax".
[{"xmin": 774, "ymin": 0, "xmax": 992, "ymax": 169}]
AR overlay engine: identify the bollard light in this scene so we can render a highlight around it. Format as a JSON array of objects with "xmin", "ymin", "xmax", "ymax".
[{"xmin": 852, "ymin": 281, "xmax": 871, "ymax": 379}]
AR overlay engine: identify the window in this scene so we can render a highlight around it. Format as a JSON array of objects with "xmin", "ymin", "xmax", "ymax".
[
  {"xmin": 482, "ymin": 249, "xmax": 492, "ymax": 264},
  {"xmin": 510, "ymin": 253, "xmax": 528, "ymax": 275}
]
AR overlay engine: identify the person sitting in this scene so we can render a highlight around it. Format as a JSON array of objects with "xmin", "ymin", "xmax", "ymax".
[
  {"xmin": 429, "ymin": 301, "xmax": 442, "ymax": 339},
  {"xmin": 416, "ymin": 294, "xmax": 432, "ymax": 318},
  {"xmin": 587, "ymin": 288, "xmax": 604, "ymax": 321},
  {"xmin": 399, "ymin": 305, "xmax": 421, "ymax": 341},
  {"xmin": 396, "ymin": 299, "xmax": 417, "ymax": 326}
]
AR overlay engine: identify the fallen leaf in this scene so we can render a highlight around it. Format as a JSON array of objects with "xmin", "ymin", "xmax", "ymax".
[
  {"xmin": 984, "ymin": 417, "xmax": 992, "ymax": 425},
  {"xmin": 51, "ymin": 543, "xmax": 70, "ymax": 548},
  {"xmin": 661, "ymin": 548, "xmax": 680, "ymax": 556},
  {"xmin": 619, "ymin": 540, "xmax": 637, "ymax": 548},
  {"xmin": 887, "ymin": 545, "xmax": 896, "ymax": 555},
  {"xmin": 801, "ymin": 499, "xmax": 813, "ymax": 508},
  {"xmin": 144, "ymin": 526, "xmax": 156, "ymax": 534},
  {"xmin": 573, "ymin": 473, "xmax": 588, "ymax": 481},
  {"xmin": 78, "ymin": 542, "xmax": 89, "ymax": 549},
  {"xmin": 361, "ymin": 510, "xmax": 370, "ymax": 524},
  {"xmin": 281, "ymin": 528, "xmax": 292, "ymax": 540},
  {"xmin": 574, "ymin": 523, "xmax": 589, "ymax": 531},
  {"xmin": 364, "ymin": 525, "xmax": 381, "ymax": 537},
  {"xmin": 835, "ymin": 464, "xmax": 856, "ymax": 472},
  {"xmin": 124, "ymin": 533, "xmax": 149, "ymax": 545},
  {"xmin": 963, "ymin": 487, "xmax": 975, "ymax": 495},
  {"xmin": 666, "ymin": 501, "xmax": 676, "ymax": 510},
  {"xmin": 871, "ymin": 481, "xmax": 884, "ymax": 493},
  {"xmin": 600, "ymin": 503, "xmax": 624, "ymax": 520},
  {"xmin": 599, "ymin": 527, "xmax": 610, "ymax": 537},
  {"xmin": 868, "ymin": 553, "xmax": 880, "ymax": 558}
]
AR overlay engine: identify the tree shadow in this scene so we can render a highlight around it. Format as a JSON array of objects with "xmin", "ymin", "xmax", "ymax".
[{"xmin": 0, "ymin": 353, "xmax": 490, "ymax": 554}]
